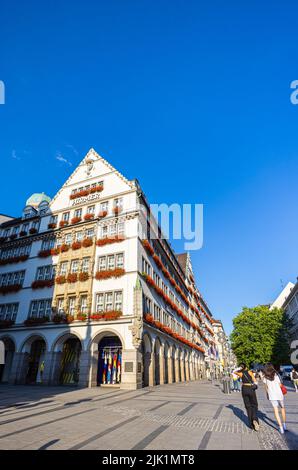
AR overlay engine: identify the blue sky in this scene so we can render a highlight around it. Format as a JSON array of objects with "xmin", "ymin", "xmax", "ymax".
[{"xmin": 1, "ymin": 1, "xmax": 298, "ymax": 333}]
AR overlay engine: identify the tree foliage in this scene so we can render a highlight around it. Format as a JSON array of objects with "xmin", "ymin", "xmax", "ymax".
[{"xmin": 230, "ymin": 305, "xmax": 293, "ymax": 367}]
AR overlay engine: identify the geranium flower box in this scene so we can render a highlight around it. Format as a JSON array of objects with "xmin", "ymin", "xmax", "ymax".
[
  {"xmin": 29, "ymin": 228, "xmax": 38, "ymax": 235},
  {"xmin": 82, "ymin": 238, "xmax": 93, "ymax": 248},
  {"xmin": 59, "ymin": 220, "xmax": 68, "ymax": 228},
  {"xmin": 65, "ymin": 314, "xmax": 74, "ymax": 324},
  {"xmin": 60, "ymin": 244, "xmax": 70, "ymax": 252},
  {"xmin": 0, "ymin": 320, "xmax": 15, "ymax": 329},
  {"xmin": 9, "ymin": 234, "xmax": 17, "ymax": 240},
  {"xmin": 48, "ymin": 223, "xmax": 57, "ymax": 229},
  {"xmin": 84, "ymin": 213, "xmax": 94, "ymax": 221},
  {"xmin": 19, "ymin": 231, "xmax": 27, "ymax": 237},
  {"xmin": 113, "ymin": 207, "xmax": 122, "ymax": 215},
  {"xmin": 24, "ymin": 316, "xmax": 49, "ymax": 326},
  {"xmin": 79, "ymin": 272, "xmax": 89, "ymax": 282},
  {"xmin": 77, "ymin": 313, "xmax": 88, "ymax": 321},
  {"xmin": 50, "ymin": 247, "xmax": 60, "ymax": 256},
  {"xmin": 71, "ymin": 217, "xmax": 82, "ymax": 225},
  {"xmin": 52, "ymin": 314, "xmax": 64, "ymax": 323},
  {"xmin": 38, "ymin": 249, "xmax": 51, "ymax": 258},
  {"xmin": 71, "ymin": 241, "xmax": 82, "ymax": 250},
  {"xmin": 98, "ymin": 210, "xmax": 107, "ymax": 218},
  {"xmin": 0, "ymin": 284, "xmax": 22, "ymax": 294},
  {"xmin": 95, "ymin": 268, "xmax": 125, "ymax": 280},
  {"xmin": 55, "ymin": 275, "xmax": 66, "ymax": 284},
  {"xmin": 31, "ymin": 279, "xmax": 54, "ymax": 289},
  {"xmin": 67, "ymin": 273, "xmax": 78, "ymax": 283}
]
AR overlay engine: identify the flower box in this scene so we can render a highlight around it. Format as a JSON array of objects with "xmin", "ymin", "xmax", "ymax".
[
  {"xmin": 79, "ymin": 272, "xmax": 89, "ymax": 282},
  {"xmin": 95, "ymin": 268, "xmax": 125, "ymax": 280},
  {"xmin": 96, "ymin": 235, "xmax": 125, "ymax": 247},
  {"xmin": 60, "ymin": 244, "xmax": 70, "ymax": 252},
  {"xmin": 52, "ymin": 314, "xmax": 64, "ymax": 323},
  {"xmin": 55, "ymin": 275, "xmax": 66, "ymax": 284},
  {"xmin": 98, "ymin": 210, "xmax": 107, "ymax": 218},
  {"xmin": 0, "ymin": 284, "xmax": 22, "ymax": 294},
  {"xmin": 67, "ymin": 273, "xmax": 78, "ymax": 283},
  {"xmin": 31, "ymin": 279, "xmax": 54, "ymax": 289},
  {"xmin": 24, "ymin": 317, "xmax": 49, "ymax": 326},
  {"xmin": 59, "ymin": 220, "xmax": 68, "ymax": 228},
  {"xmin": 90, "ymin": 311, "xmax": 122, "ymax": 321},
  {"xmin": 50, "ymin": 247, "xmax": 60, "ymax": 256},
  {"xmin": 0, "ymin": 320, "xmax": 15, "ymax": 329},
  {"xmin": 38, "ymin": 249, "xmax": 52, "ymax": 258},
  {"xmin": 113, "ymin": 207, "xmax": 122, "ymax": 215},
  {"xmin": 84, "ymin": 213, "xmax": 94, "ymax": 221},
  {"xmin": 0, "ymin": 255, "xmax": 29, "ymax": 265},
  {"xmin": 77, "ymin": 313, "xmax": 88, "ymax": 321},
  {"xmin": 0, "ymin": 237, "xmax": 7, "ymax": 244},
  {"xmin": 9, "ymin": 234, "xmax": 17, "ymax": 240},
  {"xmin": 82, "ymin": 238, "xmax": 93, "ymax": 248},
  {"xmin": 71, "ymin": 241, "xmax": 82, "ymax": 250},
  {"xmin": 48, "ymin": 223, "xmax": 57, "ymax": 229},
  {"xmin": 29, "ymin": 228, "xmax": 38, "ymax": 234},
  {"xmin": 65, "ymin": 314, "xmax": 74, "ymax": 324},
  {"xmin": 19, "ymin": 231, "xmax": 27, "ymax": 237},
  {"xmin": 71, "ymin": 217, "xmax": 82, "ymax": 225},
  {"xmin": 142, "ymin": 240, "xmax": 154, "ymax": 256}
]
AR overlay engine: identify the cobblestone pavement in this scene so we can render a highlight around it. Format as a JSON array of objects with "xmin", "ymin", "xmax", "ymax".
[{"xmin": 0, "ymin": 380, "xmax": 297, "ymax": 450}]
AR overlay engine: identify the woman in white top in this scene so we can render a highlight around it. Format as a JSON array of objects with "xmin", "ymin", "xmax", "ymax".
[{"xmin": 262, "ymin": 363, "xmax": 287, "ymax": 434}]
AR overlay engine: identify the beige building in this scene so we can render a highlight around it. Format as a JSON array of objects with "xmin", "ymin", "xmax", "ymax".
[{"xmin": 0, "ymin": 149, "xmax": 218, "ymax": 389}]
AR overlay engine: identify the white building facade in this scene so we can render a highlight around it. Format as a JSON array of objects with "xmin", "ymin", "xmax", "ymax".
[{"xmin": 0, "ymin": 149, "xmax": 217, "ymax": 389}]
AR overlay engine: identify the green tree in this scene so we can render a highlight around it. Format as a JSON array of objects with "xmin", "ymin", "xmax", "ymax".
[{"xmin": 230, "ymin": 305, "xmax": 292, "ymax": 367}]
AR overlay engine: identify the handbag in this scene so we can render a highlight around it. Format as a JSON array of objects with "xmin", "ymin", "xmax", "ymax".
[{"xmin": 280, "ymin": 384, "xmax": 287, "ymax": 395}]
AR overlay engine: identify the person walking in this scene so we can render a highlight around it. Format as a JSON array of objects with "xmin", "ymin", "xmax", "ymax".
[
  {"xmin": 262, "ymin": 363, "xmax": 287, "ymax": 434},
  {"xmin": 234, "ymin": 363, "xmax": 259, "ymax": 431},
  {"xmin": 231, "ymin": 370, "xmax": 241, "ymax": 392},
  {"xmin": 290, "ymin": 367, "xmax": 298, "ymax": 393}
]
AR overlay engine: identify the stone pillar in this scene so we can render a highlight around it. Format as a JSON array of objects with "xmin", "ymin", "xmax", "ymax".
[
  {"xmin": 89, "ymin": 348, "xmax": 99, "ymax": 387},
  {"xmin": 41, "ymin": 351, "xmax": 55, "ymax": 385},
  {"xmin": 159, "ymin": 344, "xmax": 165, "ymax": 385},
  {"xmin": 167, "ymin": 355, "xmax": 173, "ymax": 384},
  {"xmin": 180, "ymin": 359, "xmax": 185, "ymax": 382},
  {"xmin": 175, "ymin": 358, "xmax": 180, "ymax": 382},
  {"xmin": 149, "ymin": 350, "xmax": 155, "ymax": 386},
  {"xmin": 49, "ymin": 352, "xmax": 63, "ymax": 385},
  {"xmin": 11, "ymin": 352, "xmax": 30, "ymax": 384},
  {"xmin": 185, "ymin": 361, "xmax": 190, "ymax": 381},
  {"xmin": 78, "ymin": 350, "xmax": 90, "ymax": 388},
  {"xmin": 121, "ymin": 349, "xmax": 142, "ymax": 390}
]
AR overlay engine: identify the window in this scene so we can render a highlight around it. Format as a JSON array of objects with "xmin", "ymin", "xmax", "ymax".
[
  {"xmin": 80, "ymin": 295, "xmax": 88, "ymax": 314},
  {"xmin": 81, "ymin": 257, "xmax": 90, "ymax": 273},
  {"xmin": 107, "ymin": 255, "xmax": 115, "ymax": 270},
  {"xmin": 101, "ymin": 225, "xmax": 108, "ymax": 238},
  {"xmin": 95, "ymin": 293, "xmax": 104, "ymax": 312},
  {"xmin": 142, "ymin": 257, "xmax": 151, "ymax": 276},
  {"xmin": 0, "ymin": 270, "xmax": 25, "ymax": 287},
  {"xmin": 31, "ymin": 220, "xmax": 39, "ymax": 230},
  {"xmin": 50, "ymin": 215, "xmax": 58, "ymax": 224},
  {"xmin": 70, "ymin": 260, "xmax": 79, "ymax": 273},
  {"xmin": 154, "ymin": 304, "xmax": 161, "ymax": 321},
  {"xmin": 60, "ymin": 262, "xmax": 68, "ymax": 275},
  {"xmin": 116, "ymin": 253, "xmax": 124, "ymax": 269},
  {"xmin": 114, "ymin": 198, "xmax": 123, "ymax": 209},
  {"xmin": 95, "ymin": 290, "xmax": 123, "ymax": 312},
  {"xmin": 22, "ymin": 223, "xmax": 29, "ymax": 234},
  {"xmin": 12, "ymin": 226, "xmax": 19, "ymax": 235},
  {"xmin": 36, "ymin": 265, "xmax": 54, "ymax": 281},
  {"xmin": 0, "ymin": 303, "xmax": 18, "ymax": 321},
  {"xmin": 65, "ymin": 233, "xmax": 72, "ymax": 245},
  {"xmin": 57, "ymin": 298, "xmax": 64, "ymax": 314},
  {"xmin": 86, "ymin": 228, "xmax": 94, "ymax": 239},
  {"xmin": 62, "ymin": 212, "xmax": 70, "ymax": 222},
  {"xmin": 75, "ymin": 231, "xmax": 83, "ymax": 241},
  {"xmin": 74, "ymin": 208, "xmax": 82, "ymax": 218},
  {"xmin": 114, "ymin": 291, "xmax": 122, "ymax": 311},
  {"xmin": 100, "ymin": 201, "xmax": 108, "ymax": 212},
  {"xmin": 41, "ymin": 238, "xmax": 55, "ymax": 250},
  {"xmin": 98, "ymin": 256, "xmax": 106, "ymax": 271},
  {"xmin": 68, "ymin": 297, "xmax": 76, "ymax": 315},
  {"xmin": 87, "ymin": 205, "xmax": 95, "ymax": 214},
  {"xmin": 143, "ymin": 294, "xmax": 152, "ymax": 314},
  {"xmin": 29, "ymin": 299, "xmax": 52, "ymax": 319}
]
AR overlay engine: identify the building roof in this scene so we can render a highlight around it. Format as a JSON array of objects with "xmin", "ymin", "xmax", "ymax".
[
  {"xmin": 282, "ymin": 280, "xmax": 298, "ymax": 309},
  {"xmin": 176, "ymin": 253, "xmax": 188, "ymax": 274},
  {"xmin": 26, "ymin": 192, "xmax": 51, "ymax": 208},
  {"xmin": 270, "ymin": 282, "xmax": 295, "ymax": 310}
]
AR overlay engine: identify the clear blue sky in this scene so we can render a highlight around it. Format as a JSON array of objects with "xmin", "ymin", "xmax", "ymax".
[{"xmin": 1, "ymin": 1, "xmax": 298, "ymax": 334}]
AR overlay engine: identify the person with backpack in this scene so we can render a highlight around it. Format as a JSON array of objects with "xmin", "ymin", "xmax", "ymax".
[
  {"xmin": 262, "ymin": 363, "xmax": 287, "ymax": 434},
  {"xmin": 290, "ymin": 367, "xmax": 298, "ymax": 392},
  {"xmin": 233, "ymin": 363, "xmax": 259, "ymax": 431}
]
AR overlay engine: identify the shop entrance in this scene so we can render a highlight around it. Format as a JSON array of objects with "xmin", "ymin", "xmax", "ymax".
[
  {"xmin": 26, "ymin": 339, "xmax": 46, "ymax": 384},
  {"xmin": 97, "ymin": 335, "xmax": 122, "ymax": 386},
  {"xmin": 59, "ymin": 338, "xmax": 82, "ymax": 385}
]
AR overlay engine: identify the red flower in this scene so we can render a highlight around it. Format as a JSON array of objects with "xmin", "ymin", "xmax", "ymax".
[
  {"xmin": 82, "ymin": 238, "xmax": 93, "ymax": 248},
  {"xmin": 48, "ymin": 223, "xmax": 57, "ymax": 229},
  {"xmin": 60, "ymin": 244, "xmax": 70, "ymax": 252},
  {"xmin": 50, "ymin": 247, "xmax": 60, "ymax": 256},
  {"xmin": 71, "ymin": 217, "xmax": 82, "ymax": 225},
  {"xmin": 59, "ymin": 220, "xmax": 68, "ymax": 227},
  {"xmin": 79, "ymin": 272, "xmax": 89, "ymax": 282},
  {"xmin": 38, "ymin": 249, "xmax": 51, "ymax": 258},
  {"xmin": 98, "ymin": 211, "xmax": 107, "ymax": 218},
  {"xmin": 84, "ymin": 213, "xmax": 94, "ymax": 221},
  {"xmin": 113, "ymin": 207, "xmax": 122, "ymax": 215},
  {"xmin": 95, "ymin": 268, "xmax": 125, "ymax": 280},
  {"xmin": 71, "ymin": 241, "xmax": 82, "ymax": 250},
  {"xmin": 29, "ymin": 228, "xmax": 38, "ymax": 235},
  {"xmin": 96, "ymin": 236, "xmax": 125, "ymax": 247},
  {"xmin": 31, "ymin": 279, "xmax": 54, "ymax": 289},
  {"xmin": 67, "ymin": 273, "xmax": 78, "ymax": 283},
  {"xmin": 55, "ymin": 275, "xmax": 66, "ymax": 284}
]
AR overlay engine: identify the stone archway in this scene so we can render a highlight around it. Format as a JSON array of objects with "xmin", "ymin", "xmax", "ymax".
[
  {"xmin": 50, "ymin": 333, "xmax": 83, "ymax": 386},
  {"xmin": 171, "ymin": 344, "xmax": 176, "ymax": 383},
  {"xmin": 20, "ymin": 336, "xmax": 47, "ymax": 385},
  {"xmin": 154, "ymin": 337, "xmax": 162, "ymax": 386},
  {"xmin": 143, "ymin": 332, "xmax": 153, "ymax": 387},
  {"xmin": 89, "ymin": 330, "xmax": 123, "ymax": 388},
  {"xmin": 0, "ymin": 337, "xmax": 15, "ymax": 383},
  {"xmin": 163, "ymin": 342, "xmax": 170, "ymax": 384}
]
